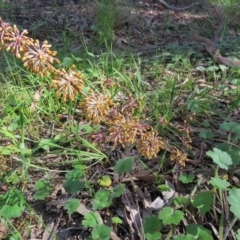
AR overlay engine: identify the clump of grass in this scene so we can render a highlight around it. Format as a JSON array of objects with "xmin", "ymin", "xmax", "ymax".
[
  {"xmin": 94, "ymin": 0, "xmax": 131, "ymax": 45},
  {"xmin": 209, "ymin": 0, "xmax": 240, "ymax": 27},
  {"xmin": 94, "ymin": 0, "xmax": 117, "ymax": 44},
  {"xmin": 224, "ymin": 3, "xmax": 240, "ymax": 28}
]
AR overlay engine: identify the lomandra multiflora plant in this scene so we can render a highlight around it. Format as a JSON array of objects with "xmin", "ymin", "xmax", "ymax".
[{"xmin": 0, "ymin": 17, "xmax": 189, "ymax": 164}]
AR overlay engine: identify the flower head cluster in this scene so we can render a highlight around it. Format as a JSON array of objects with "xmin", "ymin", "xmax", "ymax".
[
  {"xmin": 0, "ymin": 18, "xmax": 59, "ymax": 77},
  {"xmin": 81, "ymin": 92, "xmax": 113, "ymax": 124},
  {"xmin": 22, "ymin": 40, "xmax": 59, "ymax": 76},
  {"xmin": 137, "ymin": 128, "xmax": 164, "ymax": 159},
  {"xmin": 52, "ymin": 65, "xmax": 85, "ymax": 102},
  {"xmin": 0, "ymin": 17, "xmax": 170, "ymax": 162},
  {"xmin": 3, "ymin": 25, "xmax": 33, "ymax": 58},
  {"xmin": 108, "ymin": 113, "xmax": 145, "ymax": 147},
  {"xmin": 170, "ymin": 148, "xmax": 188, "ymax": 167},
  {"xmin": 0, "ymin": 17, "xmax": 12, "ymax": 44}
]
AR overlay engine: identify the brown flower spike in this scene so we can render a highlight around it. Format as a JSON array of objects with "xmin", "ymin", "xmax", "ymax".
[
  {"xmin": 0, "ymin": 17, "xmax": 12, "ymax": 44},
  {"xmin": 22, "ymin": 39, "xmax": 60, "ymax": 76},
  {"xmin": 170, "ymin": 148, "xmax": 188, "ymax": 167},
  {"xmin": 3, "ymin": 25, "xmax": 33, "ymax": 58},
  {"xmin": 108, "ymin": 113, "xmax": 142, "ymax": 147},
  {"xmin": 81, "ymin": 92, "xmax": 113, "ymax": 124},
  {"xmin": 137, "ymin": 128, "xmax": 164, "ymax": 159},
  {"xmin": 52, "ymin": 65, "xmax": 85, "ymax": 102}
]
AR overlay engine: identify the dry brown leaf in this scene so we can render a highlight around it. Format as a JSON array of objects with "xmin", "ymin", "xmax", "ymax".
[
  {"xmin": 42, "ymin": 219, "xmax": 60, "ymax": 240},
  {"xmin": 122, "ymin": 189, "xmax": 143, "ymax": 239},
  {"xmin": 134, "ymin": 170, "xmax": 156, "ymax": 182},
  {"xmin": 135, "ymin": 186, "xmax": 152, "ymax": 219}
]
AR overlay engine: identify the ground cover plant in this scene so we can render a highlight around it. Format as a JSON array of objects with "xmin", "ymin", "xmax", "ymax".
[{"xmin": 1, "ymin": 0, "xmax": 240, "ymax": 239}]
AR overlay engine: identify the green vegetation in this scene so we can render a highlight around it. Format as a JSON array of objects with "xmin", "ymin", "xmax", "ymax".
[{"xmin": 0, "ymin": 0, "xmax": 240, "ymax": 239}]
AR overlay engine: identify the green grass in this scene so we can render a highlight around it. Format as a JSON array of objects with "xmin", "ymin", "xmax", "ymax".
[{"xmin": 94, "ymin": 0, "xmax": 117, "ymax": 44}]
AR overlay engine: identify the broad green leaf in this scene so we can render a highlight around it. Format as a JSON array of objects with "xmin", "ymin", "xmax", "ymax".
[
  {"xmin": 0, "ymin": 202, "xmax": 25, "ymax": 220},
  {"xmin": 144, "ymin": 215, "xmax": 162, "ymax": 233},
  {"xmin": 71, "ymin": 160, "xmax": 86, "ymax": 170},
  {"xmin": 64, "ymin": 199, "xmax": 80, "ymax": 215},
  {"xmin": 111, "ymin": 184, "xmax": 126, "ymax": 199},
  {"xmin": 187, "ymin": 99, "xmax": 202, "ymax": 113},
  {"xmin": 173, "ymin": 196, "xmax": 189, "ymax": 207},
  {"xmin": 98, "ymin": 175, "xmax": 112, "ymax": 187},
  {"xmin": 192, "ymin": 192, "xmax": 213, "ymax": 215},
  {"xmin": 206, "ymin": 148, "xmax": 232, "ymax": 170},
  {"xmin": 196, "ymin": 66, "xmax": 206, "ymax": 71},
  {"xmin": 82, "ymin": 212, "xmax": 100, "ymax": 228},
  {"xmin": 202, "ymin": 120, "xmax": 210, "ymax": 128},
  {"xmin": 144, "ymin": 215, "xmax": 162, "ymax": 240},
  {"xmin": 0, "ymin": 189, "xmax": 25, "ymax": 219},
  {"xmin": 207, "ymin": 66, "xmax": 219, "ymax": 71},
  {"xmin": 91, "ymin": 224, "xmax": 111, "ymax": 240},
  {"xmin": 186, "ymin": 224, "xmax": 212, "ymax": 240},
  {"xmin": 158, "ymin": 207, "xmax": 184, "ymax": 225},
  {"xmin": 157, "ymin": 184, "xmax": 171, "ymax": 192},
  {"xmin": 33, "ymin": 180, "xmax": 53, "ymax": 200},
  {"xmin": 199, "ymin": 130, "xmax": 214, "ymax": 139},
  {"xmin": 93, "ymin": 190, "xmax": 111, "ymax": 210},
  {"xmin": 63, "ymin": 169, "xmax": 85, "ymax": 193},
  {"xmin": 145, "ymin": 232, "xmax": 162, "ymax": 240},
  {"xmin": 231, "ymin": 79, "xmax": 240, "ymax": 85},
  {"xmin": 112, "ymin": 216, "xmax": 123, "ymax": 224},
  {"xmin": 173, "ymin": 235, "xmax": 195, "ymax": 240},
  {"xmin": 114, "ymin": 157, "xmax": 133, "ymax": 175},
  {"xmin": 179, "ymin": 173, "xmax": 194, "ymax": 184},
  {"xmin": 227, "ymin": 188, "xmax": 240, "ymax": 218},
  {"xmin": 209, "ymin": 177, "xmax": 230, "ymax": 190},
  {"xmin": 216, "ymin": 143, "xmax": 240, "ymax": 166},
  {"xmin": 219, "ymin": 64, "xmax": 228, "ymax": 72},
  {"xmin": 236, "ymin": 229, "xmax": 240, "ymax": 240},
  {"xmin": 63, "ymin": 180, "xmax": 85, "ymax": 194},
  {"xmin": 65, "ymin": 169, "xmax": 84, "ymax": 181},
  {"xmin": 220, "ymin": 121, "xmax": 240, "ymax": 135}
]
